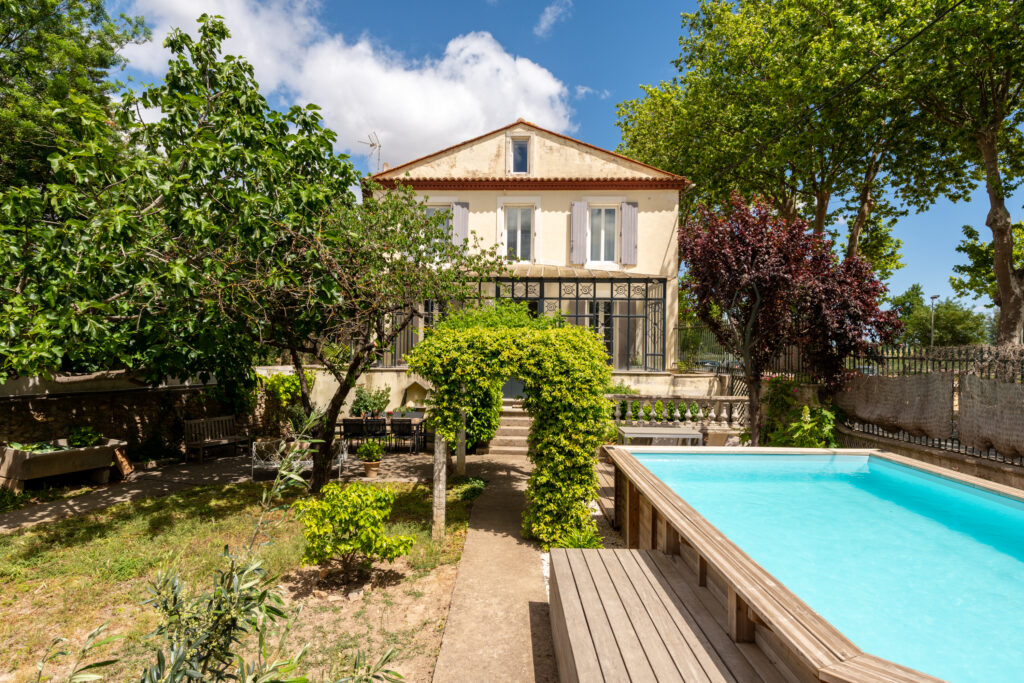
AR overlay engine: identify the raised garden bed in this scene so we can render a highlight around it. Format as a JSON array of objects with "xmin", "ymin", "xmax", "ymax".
[{"xmin": 0, "ymin": 438, "xmax": 126, "ymax": 493}]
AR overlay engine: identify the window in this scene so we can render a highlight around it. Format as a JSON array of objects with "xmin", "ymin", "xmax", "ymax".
[
  {"xmin": 424, "ymin": 205, "xmax": 451, "ymax": 227},
  {"xmin": 590, "ymin": 207, "xmax": 616, "ymax": 262},
  {"xmin": 505, "ymin": 206, "xmax": 533, "ymax": 261},
  {"xmin": 511, "ymin": 138, "xmax": 529, "ymax": 173}
]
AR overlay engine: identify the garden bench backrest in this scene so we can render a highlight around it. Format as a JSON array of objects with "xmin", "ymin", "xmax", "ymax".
[{"xmin": 184, "ymin": 416, "xmax": 237, "ymax": 445}]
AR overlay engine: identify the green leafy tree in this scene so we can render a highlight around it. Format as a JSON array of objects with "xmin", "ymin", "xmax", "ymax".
[
  {"xmin": 950, "ymin": 223, "xmax": 1024, "ymax": 308},
  {"xmin": 616, "ymin": 0, "xmax": 934, "ymax": 261},
  {"xmin": 0, "ymin": 0, "xmax": 148, "ymax": 189},
  {"xmin": 891, "ymin": 284, "xmax": 989, "ymax": 346},
  {"xmin": 898, "ymin": 0, "xmax": 1024, "ymax": 343}
]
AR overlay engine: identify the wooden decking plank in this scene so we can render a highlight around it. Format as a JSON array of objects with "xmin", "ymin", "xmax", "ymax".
[
  {"xmin": 820, "ymin": 654, "xmax": 945, "ymax": 683},
  {"xmin": 549, "ymin": 550, "xmax": 603, "ymax": 682},
  {"xmin": 612, "ymin": 550, "xmax": 733, "ymax": 683},
  {"xmin": 595, "ymin": 550, "xmax": 696, "ymax": 682},
  {"xmin": 578, "ymin": 549, "xmax": 660, "ymax": 682},
  {"xmin": 634, "ymin": 550, "xmax": 765, "ymax": 683},
  {"xmin": 646, "ymin": 551, "xmax": 789, "ymax": 683},
  {"xmin": 564, "ymin": 548, "xmax": 631, "ymax": 682}
]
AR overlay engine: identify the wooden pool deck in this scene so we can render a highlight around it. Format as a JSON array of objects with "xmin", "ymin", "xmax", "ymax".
[
  {"xmin": 586, "ymin": 449, "xmax": 946, "ymax": 683},
  {"xmin": 551, "ymin": 548, "xmax": 787, "ymax": 682}
]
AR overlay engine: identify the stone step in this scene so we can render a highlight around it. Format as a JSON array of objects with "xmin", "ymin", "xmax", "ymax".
[
  {"xmin": 502, "ymin": 399, "xmax": 523, "ymax": 407},
  {"xmin": 495, "ymin": 426, "xmax": 530, "ymax": 437},
  {"xmin": 479, "ymin": 445, "xmax": 530, "ymax": 456},
  {"xmin": 500, "ymin": 416, "xmax": 532, "ymax": 427},
  {"xmin": 489, "ymin": 436, "xmax": 528, "ymax": 447}
]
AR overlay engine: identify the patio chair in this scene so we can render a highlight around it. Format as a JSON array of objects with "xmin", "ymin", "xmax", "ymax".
[
  {"xmin": 390, "ymin": 418, "xmax": 417, "ymax": 454},
  {"xmin": 364, "ymin": 418, "xmax": 388, "ymax": 444},
  {"xmin": 341, "ymin": 418, "xmax": 366, "ymax": 455}
]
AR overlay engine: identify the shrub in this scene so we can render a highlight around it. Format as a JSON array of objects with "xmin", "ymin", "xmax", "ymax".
[
  {"xmin": 350, "ymin": 386, "xmax": 390, "ymax": 417},
  {"xmin": 642, "ymin": 403, "xmax": 653, "ymax": 421},
  {"xmin": 556, "ymin": 525, "xmax": 603, "ymax": 549},
  {"xmin": 689, "ymin": 401, "xmax": 700, "ymax": 420},
  {"xmin": 605, "ymin": 379, "xmax": 637, "ymax": 395},
  {"xmin": 774, "ymin": 405, "xmax": 838, "ymax": 448},
  {"xmin": 67, "ymin": 426, "xmax": 103, "ymax": 447},
  {"xmin": 264, "ymin": 371, "xmax": 315, "ymax": 408},
  {"xmin": 293, "ymin": 483, "xmax": 414, "ymax": 574},
  {"xmin": 654, "ymin": 400, "xmax": 665, "ymax": 422},
  {"xmin": 357, "ymin": 440, "xmax": 384, "ymax": 463},
  {"xmin": 630, "ymin": 400, "xmax": 641, "ymax": 420}
]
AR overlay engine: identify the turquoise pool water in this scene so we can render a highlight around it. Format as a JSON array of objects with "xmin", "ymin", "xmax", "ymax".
[{"xmin": 632, "ymin": 452, "xmax": 1024, "ymax": 682}]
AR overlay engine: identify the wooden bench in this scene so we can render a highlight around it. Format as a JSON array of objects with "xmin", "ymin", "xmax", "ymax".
[
  {"xmin": 550, "ymin": 548, "xmax": 786, "ymax": 683},
  {"xmin": 184, "ymin": 416, "xmax": 251, "ymax": 463}
]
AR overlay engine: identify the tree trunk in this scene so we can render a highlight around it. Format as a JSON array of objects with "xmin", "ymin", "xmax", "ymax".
[
  {"xmin": 976, "ymin": 130, "xmax": 1024, "ymax": 345},
  {"xmin": 433, "ymin": 435, "xmax": 447, "ymax": 541},
  {"xmin": 309, "ymin": 382, "xmax": 354, "ymax": 492},
  {"xmin": 747, "ymin": 376, "xmax": 762, "ymax": 446},
  {"xmin": 456, "ymin": 412, "xmax": 466, "ymax": 477},
  {"xmin": 812, "ymin": 191, "xmax": 831, "ymax": 235},
  {"xmin": 846, "ymin": 153, "xmax": 882, "ymax": 260}
]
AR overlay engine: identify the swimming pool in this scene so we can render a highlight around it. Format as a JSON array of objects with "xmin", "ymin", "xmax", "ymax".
[{"xmin": 630, "ymin": 450, "xmax": 1024, "ymax": 682}]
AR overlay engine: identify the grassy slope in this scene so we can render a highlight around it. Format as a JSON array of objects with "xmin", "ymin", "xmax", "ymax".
[{"xmin": 0, "ymin": 478, "xmax": 483, "ymax": 680}]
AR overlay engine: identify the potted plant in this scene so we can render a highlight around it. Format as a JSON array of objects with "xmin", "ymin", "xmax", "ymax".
[
  {"xmin": 357, "ymin": 440, "xmax": 384, "ymax": 478},
  {"xmin": 350, "ymin": 386, "xmax": 391, "ymax": 418}
]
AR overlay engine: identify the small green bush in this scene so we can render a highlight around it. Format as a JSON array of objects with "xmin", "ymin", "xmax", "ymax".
[
  {"xmin": 67, "ymin": 426, "xmax": 103, "ymax": 448},
  {"xmin": 356, "ymin": 440, "xmax": 384, "ymax": 462},
  {"xmin": 654, "ymin": 400, "xmax": 665, "ymax": 422},
  {"xmin": 293, "ymin": 483, "xmax": 414, "ymax": 573},
  {"xmin": 689, "ymin": 401, "xmax": 700, "ymax": 420},
  {"xmin": 605, "ymin": 380, "xmax": 637, "ymax": 395},
  {"xmin": 556, "ymin": 526, "xmax": 603, "ymax": 549},
  {"xmin": 449, "ymin": 476, "xmax": 487, "ymax": 501},
  {"xmin": 630, "ymin": 400, "xmax": 641, "ymax": 420},
  {"xmin": 774, "ymin": 405, "xmax": 838, "ymax": 448},
  {"xmin": 642, "ymin": 403, "xmax": 653, "ymax": 421}
]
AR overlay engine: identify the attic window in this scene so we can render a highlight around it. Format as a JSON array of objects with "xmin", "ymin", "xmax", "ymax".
[{"xmin": 511, "ymin": 138, "xmax": 529, "ymax": 173}]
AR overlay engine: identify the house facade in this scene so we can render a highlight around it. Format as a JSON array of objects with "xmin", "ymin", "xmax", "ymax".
[{"xmin": 361, "ymin": 120, "xmax": 687, "ymax": 406}]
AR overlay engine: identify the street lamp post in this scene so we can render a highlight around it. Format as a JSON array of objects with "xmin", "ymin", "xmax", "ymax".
[{"xmin": 929, "ymin": 295, "xmax": 940, "ymax": 347}]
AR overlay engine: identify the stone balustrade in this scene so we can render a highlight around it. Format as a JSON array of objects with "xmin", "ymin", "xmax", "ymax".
[{"xmin": 605, "ymin": 394, "xmax": 748, "ymax": 428}]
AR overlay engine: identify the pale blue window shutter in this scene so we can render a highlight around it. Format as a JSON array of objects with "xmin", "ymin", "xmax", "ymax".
[
  {"xmin": 620, "ymin": 201, "xmax": 638, "ymax": 265},
  {"xmin": 451, "ymin": 201, "xmax": 469, "ymax": 245},
  {"xmin": 570, "ymin": 201, "xmax": 587, "ymax": 264}
]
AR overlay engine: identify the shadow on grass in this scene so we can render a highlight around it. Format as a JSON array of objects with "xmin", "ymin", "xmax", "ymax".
[{"xmin": 0, "ymin": 483, "xmax": 264, "ymax": 566}]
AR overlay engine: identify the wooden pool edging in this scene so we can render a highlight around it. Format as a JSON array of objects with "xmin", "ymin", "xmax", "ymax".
[{"xmin": 604, "ymin": 445, "xmax": 947, "ymax": 683}]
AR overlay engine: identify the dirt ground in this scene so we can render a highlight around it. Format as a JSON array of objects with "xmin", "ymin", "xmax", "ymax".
[{"xmin": 281, "ymin": 556, "xmax": 460, "ymax": 682}]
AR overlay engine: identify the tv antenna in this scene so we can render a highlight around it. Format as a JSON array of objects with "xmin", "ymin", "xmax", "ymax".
[{"xmin": 359, "ymin": 131, "xmax": 382, "ymax": 173}]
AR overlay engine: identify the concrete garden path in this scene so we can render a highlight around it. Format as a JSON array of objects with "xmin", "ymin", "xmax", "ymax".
[{"xmin": 432, "ymin": 452, "xmax": 557, "ymax": 683}]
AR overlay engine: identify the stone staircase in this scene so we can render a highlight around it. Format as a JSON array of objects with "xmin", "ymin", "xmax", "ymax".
[{"xmin": 478, "ymin": 399, "xmax": 530, "ymax": 457}]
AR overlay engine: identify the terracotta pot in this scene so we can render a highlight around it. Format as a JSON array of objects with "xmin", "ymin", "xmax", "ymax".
[{"xmin": 363, "ymin": 461, "xmax": 380, "ymax": 478}]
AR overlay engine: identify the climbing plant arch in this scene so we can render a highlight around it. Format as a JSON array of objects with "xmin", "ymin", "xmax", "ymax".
[{"xmin": 406, "ymin": 304, "xmax": 612, "ymax": 548}]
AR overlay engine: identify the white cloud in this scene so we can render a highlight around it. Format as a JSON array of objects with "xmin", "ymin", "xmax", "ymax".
[
  {"xmin": 118, "ymin": 1, "xmax": 573, "ymax": 167},
  {"xmin": 575, "ymin": 85, "xmax": 611, "ymax": 100},
  {"xmin": 533, "ymin": 0, "xmax": 572, "ymax": 38}
]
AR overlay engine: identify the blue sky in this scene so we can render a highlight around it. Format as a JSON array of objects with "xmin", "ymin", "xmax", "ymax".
[{"xmin": 113, "ymin": 0, "xmax": 1022, "ymax": 305}]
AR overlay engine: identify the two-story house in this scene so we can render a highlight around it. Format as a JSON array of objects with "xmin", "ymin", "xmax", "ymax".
[{"xmin": 364, "ymin": 120, "xmax": 688, "ymax": 406}]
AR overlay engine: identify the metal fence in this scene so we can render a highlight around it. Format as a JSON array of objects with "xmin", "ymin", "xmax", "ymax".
[{"xmin": 676, "ymin": 324, "xmax": 739, "ymax": 373}]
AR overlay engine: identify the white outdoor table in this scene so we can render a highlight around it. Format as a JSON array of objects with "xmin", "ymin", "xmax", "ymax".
[{"xmin": 617, "ymin": 425, "xmax": 703, "ymax": 447}]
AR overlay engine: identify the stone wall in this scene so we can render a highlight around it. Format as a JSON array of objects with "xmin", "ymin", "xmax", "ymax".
[{"xmin": 0, "ymin": 385, "xmax": 236, "ymax": 460}]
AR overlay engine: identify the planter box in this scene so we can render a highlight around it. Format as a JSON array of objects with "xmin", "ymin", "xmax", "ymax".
[{"xmin": 0, "ymin": 438, "xmax": 126, "ymax": 493}]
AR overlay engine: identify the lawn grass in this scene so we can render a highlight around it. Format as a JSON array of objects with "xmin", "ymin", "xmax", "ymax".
[{"xmin": 0, "ymin": 476, "xmax": 485, "ymax": 681}]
